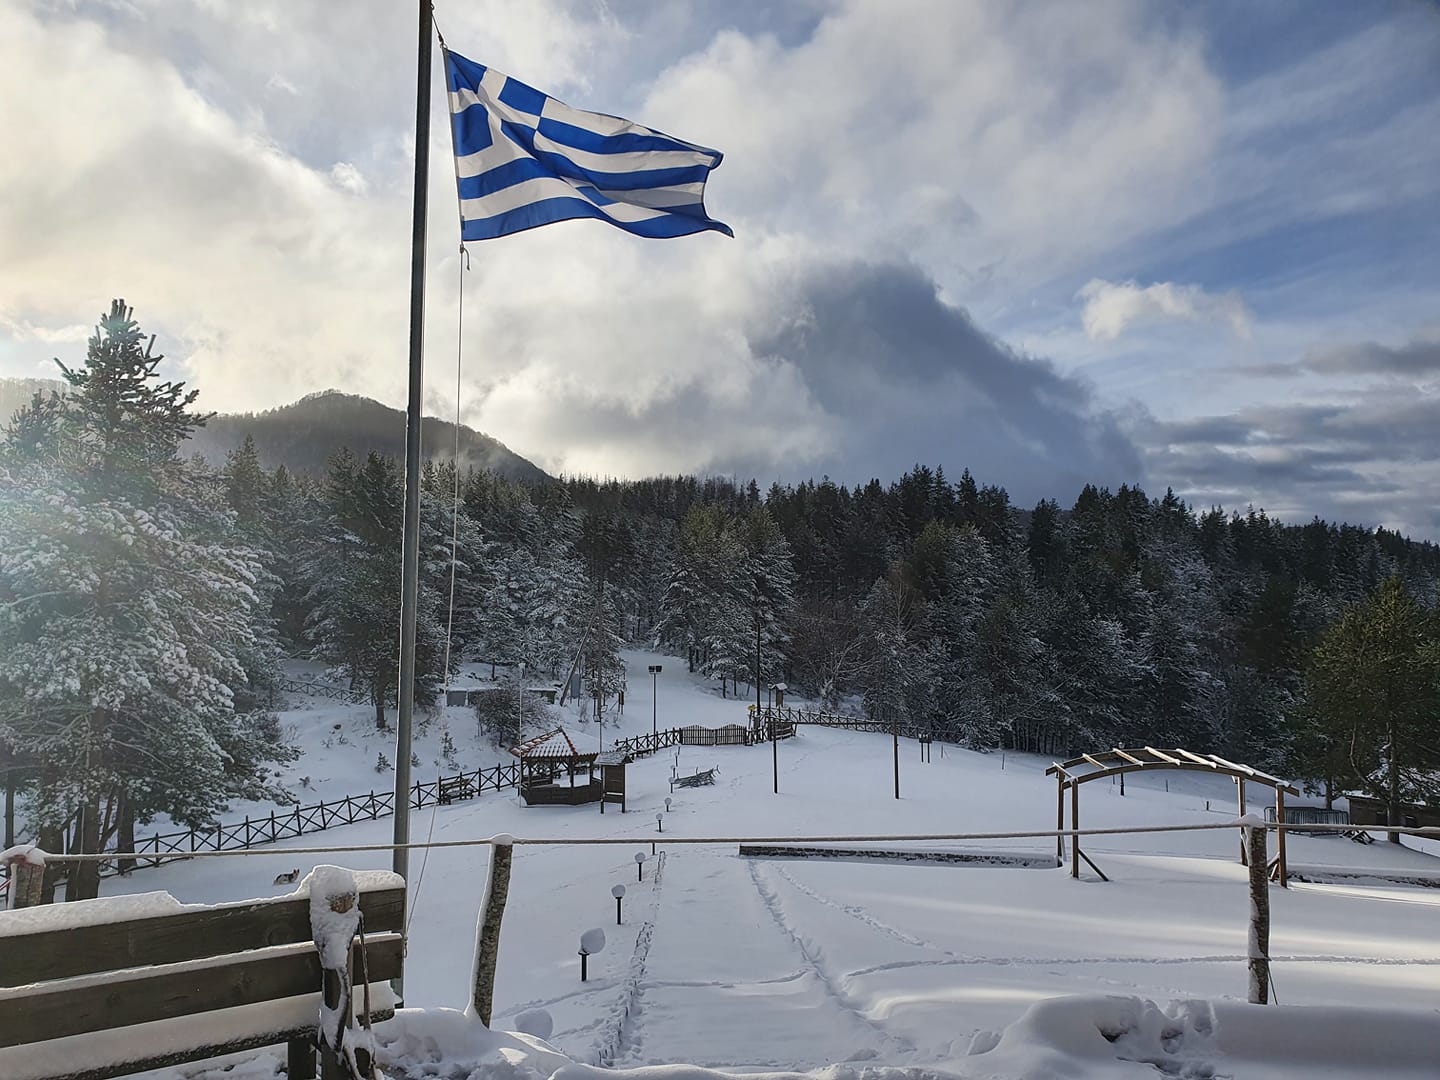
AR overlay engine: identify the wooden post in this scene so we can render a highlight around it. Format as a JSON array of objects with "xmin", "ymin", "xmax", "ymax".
[
  {"xmin": 1071, "ymin": 779, "xmax": 1080, "ymax": 880},
  {"xmin": 3, "ymin": 766, "xmax": 16, "ymax": 852},
  {"xmin": 1237, "ymin": 778, "xmax": 1248, "ymax": 865},
  {"xmin": 1246, "ymin": 822, "xmax": 1270, "ymax": 1004},
  {"xmin": 309, "ymin": 876, "xmax": 367, "ymax": 1080},
  {"xmin": 1275, "ymin": 788, "xmax": 1288, "ymax": 888},
  {"xmin": 288, "ymin": 1037, "xmax": 317, "ymax": 1080},
  {"xmin": 5, "ymin": 848, "xmax": 45, "ymax": 909},
  {"xmin": 470, "ymin": 839, "xmax": 513, "ymax": 1027},
  {"xmin": 1056, "ymin": 775, "xmax": 1065, "ymax": 866}
]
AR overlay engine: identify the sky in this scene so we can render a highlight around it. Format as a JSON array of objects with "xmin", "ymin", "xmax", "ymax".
[{"xmin": 2, "ymin": 1, "xmax": 1438, "ymax": 538}]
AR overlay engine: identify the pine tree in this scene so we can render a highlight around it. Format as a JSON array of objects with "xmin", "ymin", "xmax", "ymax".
[
  {"xmin": 305, "ymin": 450, "xmax": 446, "ymax": 727},
  {"xmin": 1304, "ymin": 576, "xmax": 1440, "ymax": 839},
  {"xmin": 0, "ymin": 301, "xmax": 291, "ymax": 899}
]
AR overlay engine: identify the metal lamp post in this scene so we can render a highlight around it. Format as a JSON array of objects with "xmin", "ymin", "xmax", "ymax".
[
  {"xmin": 516, "ymin": 661, "xmax": 526, "ymax": 740},
  {"xmin": 648, "ymin": 664, "xmax": 662, "ymax": 739}
]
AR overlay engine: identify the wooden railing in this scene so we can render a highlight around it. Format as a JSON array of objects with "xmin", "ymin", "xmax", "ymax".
[
  {"xmin": 610, "ymin": 728, "xmax": 683, "ymax": 758},
  {"xmin": 274, "ymin": 678, "xmax": 366, "ymax": 703},
  {"xmin": 103, "ymin": 763, "xmax": 521, "ymax": 877}
]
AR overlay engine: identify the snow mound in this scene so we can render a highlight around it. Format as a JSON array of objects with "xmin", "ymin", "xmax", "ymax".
[{"xmin": 967, "ymin": 994, "xmax": 1440, "ymax": 1079}]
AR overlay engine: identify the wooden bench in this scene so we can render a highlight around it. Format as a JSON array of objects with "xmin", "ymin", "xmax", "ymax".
[
  {"xmin": 0, "ymin": 872, "xmax": 404, "ymax": 1080},
  {"xmin": 438, "ymin": 776, "xmax": 475, "ymax": 804}
]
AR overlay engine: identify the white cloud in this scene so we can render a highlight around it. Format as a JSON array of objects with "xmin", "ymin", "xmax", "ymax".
[
  {"xmin": 329, "ymin": 162, "xmax": 368, "ymax": 195},
  {"xmin": 1076, "ymin": 279, "xmax": 1254, "ymax": 342}
]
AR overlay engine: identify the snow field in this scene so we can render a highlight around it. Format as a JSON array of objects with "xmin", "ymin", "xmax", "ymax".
[{"xmin": 73, "ymin": 652, "xmax": 1440, "ymax": 1077}]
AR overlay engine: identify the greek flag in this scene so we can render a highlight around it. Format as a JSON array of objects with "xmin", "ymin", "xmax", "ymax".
[{"xmin": 444, "ymin": 50, "xmax": 732, "ymax": 241}]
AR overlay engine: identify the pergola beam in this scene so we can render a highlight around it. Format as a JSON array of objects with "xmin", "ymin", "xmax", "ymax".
[{"xmin": 1175, "ymin": 748, "xmax": 1218, "ymax": 768}]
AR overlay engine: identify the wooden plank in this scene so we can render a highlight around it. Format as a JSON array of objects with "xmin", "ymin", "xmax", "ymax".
[
  {"xmin": 0, "ymin": 934, "xmax": 402, "ymax": 1048},
  {"xmin": 1080, "ymin": 752, "xmax": 1111, "ymax": 772},
  {"xmin": 24, "ymin": 1010, "xmax": 394, "ymax": 1080},
  {"xmin": 1142, "ymin": 746, "xmax": 1182, "ymax": 766},
  {"xmin": 1174, "ymin": 748, "xmax": 1219, "ymax": 768},
  {"xmin": 1111, "ymin": 748, "xmax": 1146, "ymax": 766},
  {"xmin": 1206, "ymin": 752, "xmax": 1256, "ymax": 776},
  {"xmin": 0, "ymin": 887, "xmax": 404, "ymax": 988}
]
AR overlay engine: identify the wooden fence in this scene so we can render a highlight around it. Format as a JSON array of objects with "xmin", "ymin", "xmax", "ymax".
[
  {"xmin": 680, "ymin": 724, "xmax": 750, "ymax": 746},
  {"xmin": 102, "ymin": 763, "xmax": 521, "ymax": 877},
  {"xmin": 274, "ymin": 678, "xmax": 366, "ymax": 704},
  {"xmin": 753, "ymin": 705, "xmax": 924, "ymax": 740},
  {"xmin": 611, "ymin": 721, "xmax": 769, "ymax": 757},
  {"xmin": 610, "ymin": 728, "xmax": 683, "ymax": 758}
]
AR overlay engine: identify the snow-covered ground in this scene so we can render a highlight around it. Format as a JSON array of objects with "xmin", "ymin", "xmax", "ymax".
[{"xmin": 10, "ymin": 650, "xmax": 1440, "ymax": 1079}]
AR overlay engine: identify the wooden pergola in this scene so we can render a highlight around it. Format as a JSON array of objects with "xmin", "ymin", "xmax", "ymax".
[{"xmin": 1045, "ymin": 747, "xmax": 1300, "ymax": 886}]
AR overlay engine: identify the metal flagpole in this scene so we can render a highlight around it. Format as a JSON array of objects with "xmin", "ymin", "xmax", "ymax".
[{"xmin": 394, "ymin": 0, "xmax": 432, "ymax": 974}]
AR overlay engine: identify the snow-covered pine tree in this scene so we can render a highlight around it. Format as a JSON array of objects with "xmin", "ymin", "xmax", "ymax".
[
  {"xmin": 581, "ymin": 583, "xmax": 628, "ymax": 707},
  {"xmin": 0, "ymin": 301, "xmax": 292, "ymax": 899},
  {"xmin": 305, "ymin": 450, "xmax": 446, "ymax": 728},
  {"xmin": 742, "ymin": 507, "xmax": 798, "ymax": 688}
]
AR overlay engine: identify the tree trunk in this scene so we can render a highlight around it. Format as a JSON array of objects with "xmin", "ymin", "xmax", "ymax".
[
  {"xmin": 118, "ymin": 791, "xmax": 136, "ymax": 875},
  {"xmin": 1387, "ymin": 719, "xmax": 1401, "ymax": 844},
  {"xmin": 39, "ymin": 823, "xmax": 64, "ymax": 905},
  {"xmin": 70, "ymin": 795, "xmax": 103, "ymax": 901},
  {"xmin": 374, "ymin": 677, "xmax": 388, "ymax": 731},
  {"xmin": 1323, "ymin": 776, "xmax": 1334, "ymax": 811}
]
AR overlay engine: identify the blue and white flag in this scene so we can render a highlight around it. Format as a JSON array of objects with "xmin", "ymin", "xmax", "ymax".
[{"xmin": 444, "ymin": 50, "xmax": 732, "ymax": 242}]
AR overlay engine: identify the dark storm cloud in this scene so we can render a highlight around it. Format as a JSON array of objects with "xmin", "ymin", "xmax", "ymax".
[
  {"xmin": 1142, "ymin": 389, "xmax": 1440, "ymax": 536},
  {"xmin": 1238, "ymin": 334, "xmax": 1440, "ymax": 379},
  {"xmin": 745, "ymin": 260, "xmax": 1144, "ymax": 500},
  {"xmin": 1303, "ymin": 337, "xmax": 1440, "ymax": 377}
]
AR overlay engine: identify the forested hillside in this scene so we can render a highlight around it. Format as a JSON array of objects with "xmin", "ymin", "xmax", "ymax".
[
  {"xmin": 0, "ymin": 378, "xmax": 549, "ymax": 484},
  {"xmin": 3, "ymin": 307, "xmax": 1439, "ymax": 891}
]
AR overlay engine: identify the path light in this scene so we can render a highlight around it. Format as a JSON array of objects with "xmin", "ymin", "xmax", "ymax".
[
  {"xmin": 656, "ymin": 813, "xmax": 664, "ymax": 833},
  {"xmin": 635, "ymin": 851, "xmax": 647, "ymax": 882},
  {"xmin": 612, "ymin": 883, "xmax": 626, "ymax": 925},
  {"xmin": 664, "ymin": 797, "xmax": 672, "ymax": 812},
  {"xmin": 578, "ymin": 927, "xmax": 606, "ymax": 982}
]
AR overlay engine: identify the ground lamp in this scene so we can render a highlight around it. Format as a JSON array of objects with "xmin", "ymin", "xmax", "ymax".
[
  {"xmin": 648, "ymin": 664, "xmax": 663, "ymax": 738},
  {"xmin": 635, "ymin": 851, "xmax": 647, "ymax": 882},
  {"xmin": 611, "ymin": 883, "xmax": 626, "ymax": 925},
  {"xmin": 578, "ymin": 927, "xmax": 606, "ymax": 982}
]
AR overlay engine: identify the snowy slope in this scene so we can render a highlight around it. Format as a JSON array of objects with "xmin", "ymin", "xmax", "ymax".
[{"xmin": 21, "ymin": 650, "xmax": 1440, "ymax": 1079}]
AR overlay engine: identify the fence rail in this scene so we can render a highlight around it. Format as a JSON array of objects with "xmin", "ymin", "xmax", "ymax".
[
  {"xmin": 275, "ymin": 678, "xmax": 366, "ymax": 703},
  {"xmin": 102, "ymin": 762, "xmax": 521, "ymax": 877},
  {"xmin": 610, "ymin": 728, "xmax": 683, "ymax": 758},
  {"xmin": 753, "ymin": 705, "xmax": 925, "ymax": 740}
]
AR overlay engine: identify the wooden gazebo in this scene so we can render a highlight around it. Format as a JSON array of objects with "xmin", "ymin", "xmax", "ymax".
[
  {"xmin": 511, "ymin": 728, "xmax": 601, "ymax": 806},
  {"xmin": 1046, "ymin": 747, "xmax": 1300, "ymax": 886}
]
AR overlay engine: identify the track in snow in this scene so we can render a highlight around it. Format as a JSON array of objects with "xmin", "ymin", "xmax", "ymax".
[
  {"xmin": 593, "ymin": 850, "xmax": 666, "ymax": 1067},
  {"xmin": 746, "ymin": 860, "xmax": 917, "ymax": 1059}
]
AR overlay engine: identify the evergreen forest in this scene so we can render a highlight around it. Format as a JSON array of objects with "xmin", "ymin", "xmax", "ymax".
[{"xmin": 4, "ymin": 303, "xmax": 1439, "ymax": 896}]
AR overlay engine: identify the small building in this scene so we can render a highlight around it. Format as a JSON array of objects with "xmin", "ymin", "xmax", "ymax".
[
  {"xmin": 511, "ymin": 728, "xmax": 602, "ymax": 806},
  {"xmin": 445, "ymin": 681, "xmax": 501, "ymax": 708},
  {"xmin": 446, "ymin": 682, "xmax": 560, "ymax": 708},
  {"xmin": 1346, "ymin": 794, "xmax": 1440, "ymax": 830}
]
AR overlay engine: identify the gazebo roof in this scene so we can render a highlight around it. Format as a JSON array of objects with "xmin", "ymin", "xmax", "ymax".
[{"xmin": 510, "ymin": 727, "xmax": 598, "ymax": 762}]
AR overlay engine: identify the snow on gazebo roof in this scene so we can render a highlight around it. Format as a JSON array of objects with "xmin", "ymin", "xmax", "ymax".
[{"xmin": 509, "ymin": 727, "xmax": 599, "ymax": 762}]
